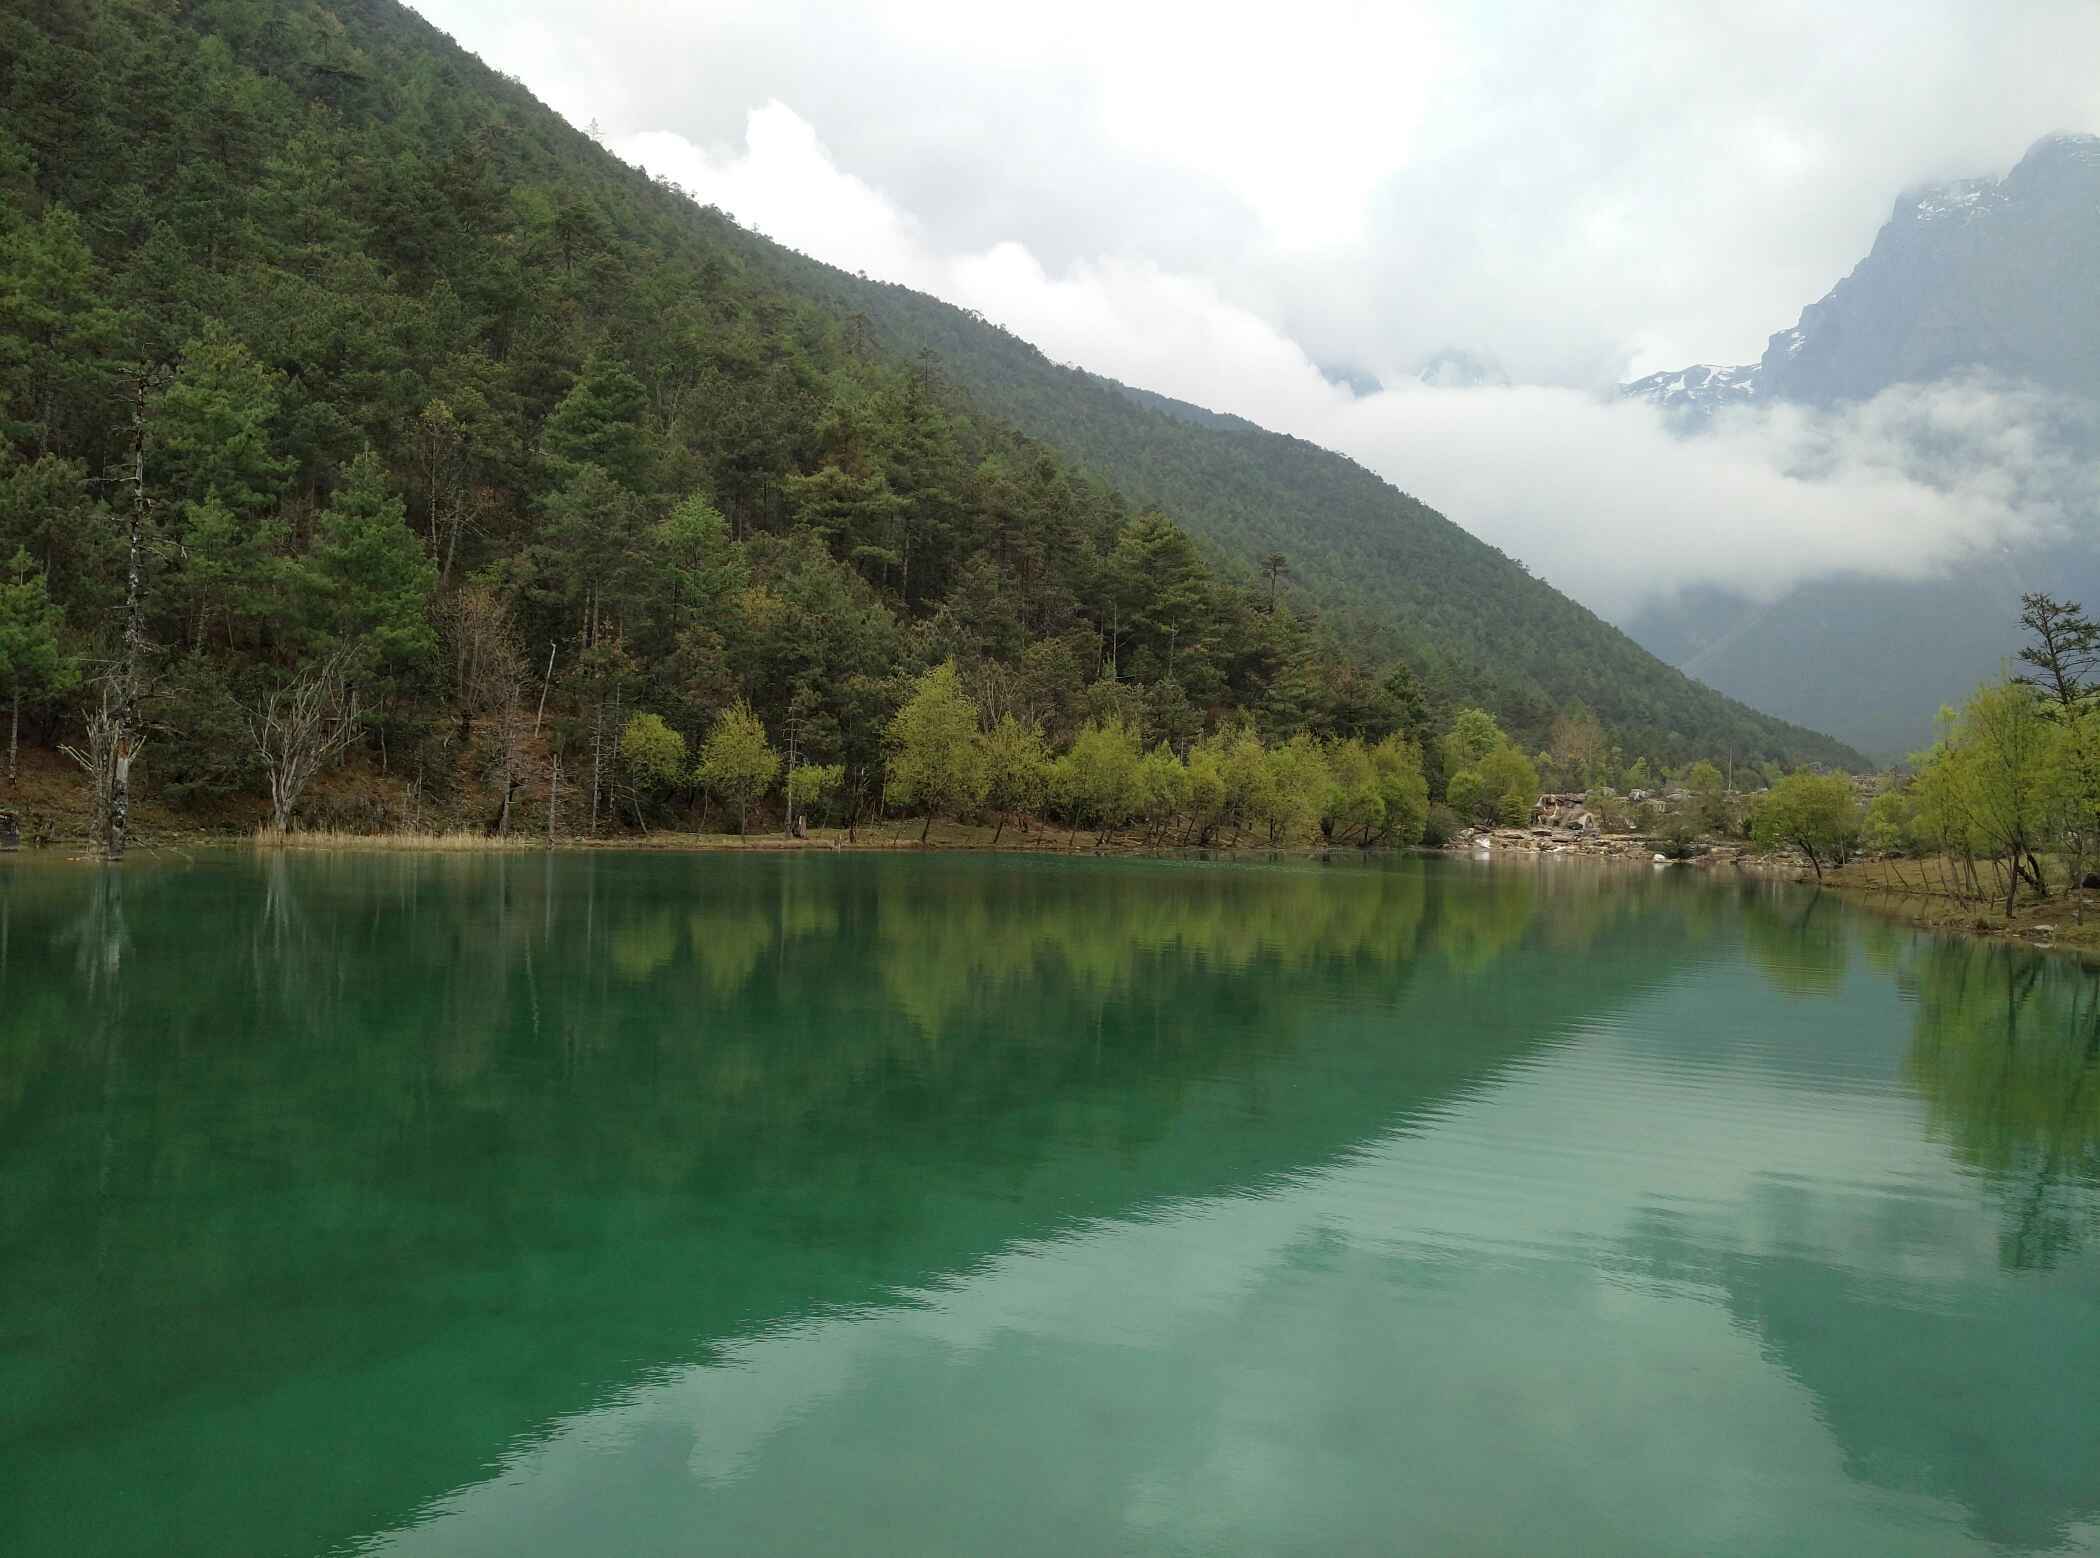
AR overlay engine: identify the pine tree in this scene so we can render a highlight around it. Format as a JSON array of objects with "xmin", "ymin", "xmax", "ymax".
[
  {"xmin": 304, "ymin": 450, "xmax": 437, "ymax": 687},
  {"xmin": 0, "ymin": 546, "xmax": 78, "ymax": 785}
]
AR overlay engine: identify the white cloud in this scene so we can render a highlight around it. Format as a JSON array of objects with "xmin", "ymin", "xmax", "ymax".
[
  {"xmin": 420, "ymin": 0, "xmax": 2100, "ymax": 379},
  {"xmin": 616, "ymin": 106, "xmax": 2092, "ymax": 619}
]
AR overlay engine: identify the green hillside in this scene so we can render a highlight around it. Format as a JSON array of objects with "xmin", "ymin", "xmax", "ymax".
[
  {"xmin": 724, "ymin": 249, "xmax": 1859, "ymax": 766},
  {"xmin": 0, "ymin": 0, "xmax": 1856, "ymax": 845}
]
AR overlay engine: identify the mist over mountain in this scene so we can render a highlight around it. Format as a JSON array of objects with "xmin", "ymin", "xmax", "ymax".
[{"xmin": 1620, "ymin": 134, "xmax": 2100, "ymax": 756}]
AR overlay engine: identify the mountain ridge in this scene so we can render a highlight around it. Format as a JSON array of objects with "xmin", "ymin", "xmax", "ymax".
[
  {"xmin": 1617, "ymin": 131, "xmax": 2100, "ymax": 755},
  {"xmin": 1624, "ymin": 132, "xmax": 2100, "ymax": 419}
]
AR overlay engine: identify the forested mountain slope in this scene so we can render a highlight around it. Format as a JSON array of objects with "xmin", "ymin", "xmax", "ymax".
[
  {"xmin": 0, "ymin": 0, "xmax": 1856, "ymax": 842},
  {"xmin": 748, "ymin": 248, "xmax": 1859, "ymax": 764}
]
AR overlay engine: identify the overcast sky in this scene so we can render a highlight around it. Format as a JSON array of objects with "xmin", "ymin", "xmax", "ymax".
[{"xmin": 414, "ymin": 0, "xmax": 2100, "ymax": 618}]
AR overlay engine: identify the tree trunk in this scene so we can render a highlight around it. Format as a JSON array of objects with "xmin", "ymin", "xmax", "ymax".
[
  {"xmin": 110, "ymin": 744, "xmax": 131, "ymax": 861},
  {"xmin": 107, "ymin": 385, "xmax": 151, "ymax": 861},
  {"xmin": 991, "ymin": 814, "xmax": 1005, "ymax": 847},
  {"xmin": 920, "ymin": 813, "xmax": 931, "ymax": 844},
  {"xmin": 7, "ymin": 685, "xmax": 16, "ymax": 788},
  {"xmin": 589, "ymin": 702, "xmax": 603, "ymax": 836}
]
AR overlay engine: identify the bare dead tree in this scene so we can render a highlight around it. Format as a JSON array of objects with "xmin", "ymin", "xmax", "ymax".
[
  {"xmin": 60, "ymin": 678, "xmax": 126, "ymax": 846},
  {"xmin": 410, "ymin": 400, "xmax": 464, "ymax": 566},
  {"xmin": 243, "ymin": 651, "xmax": 362, "ymax": 834},
  {"xmin": 494, "ymin": 673, "xmax": 523, "ymax": 835},
  {"xmin": 443, "ymin": 583, "xmax": 514, "ymax": 745},
  {"xmin": 446, "ymin": 587, "xmax": 528, "ymax": 834}
]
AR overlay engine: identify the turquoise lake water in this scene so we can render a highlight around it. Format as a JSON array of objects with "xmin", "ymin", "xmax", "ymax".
[{"xmin": 3, "ymin": 849, "xmax": 2096, "ymax": 1555}]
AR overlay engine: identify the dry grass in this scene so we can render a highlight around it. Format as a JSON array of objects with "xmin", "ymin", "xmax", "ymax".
[{"xmin": 251, "ymin": 826, "xmax": 544, "ymax": 852}]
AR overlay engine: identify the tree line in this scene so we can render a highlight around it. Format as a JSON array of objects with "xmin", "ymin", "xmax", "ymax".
[{"xmin": 1720, "ymin": 592, "xmax": 2100, "ymax": 914}]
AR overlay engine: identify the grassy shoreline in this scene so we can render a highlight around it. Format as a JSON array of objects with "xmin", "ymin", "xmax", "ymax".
[
  {"xmin": 1823, "ymin": 856, "xmax": 2100, "ymax": 958},
  {"xmin": 241, "ymin": 819, "xmax": 1373, "ymax": 858}
]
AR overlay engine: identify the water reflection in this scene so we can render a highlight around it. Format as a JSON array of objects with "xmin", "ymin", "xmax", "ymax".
[
  {"xmin": 1902, "ymin": 937, "xmax": 2100, "ymax": 1271},
  {"xmin": 1, "ymin": 853, "xmax": 2096, "ymax": 1557}
]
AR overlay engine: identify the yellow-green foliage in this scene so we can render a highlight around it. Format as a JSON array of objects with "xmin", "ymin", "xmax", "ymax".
[
  {"xmin": 1440, "ymin": 707, "xmax": 1539, "ymax": 826},
  {"xmin": 786, "ymin": 762, "xmax": 844, "ymax": 822},
  {"xmin": 978, "ymin": 713, "xmax": 1049, "ymax": 820},
  {"xmin": 695, "ymin": 700, "xmax": 780, "ymax": 831},
  {"xmin": 886, "ymin": 662, "xmax": 989, "ymax": 826},
  {"xmin": 1062, "ymin": 718, "xmax": 1143, "ymax": 833},
  {"xmin": 1134, "ymin": 742, "xmax": 1191, "ymax": 832},
  {"xmin": 1750, "ymin": 771, "xmax": 1861, "ymax": 878},
  {"xmin": 619, "ymin": 711, "xmax": 688, "ymax": 793}
]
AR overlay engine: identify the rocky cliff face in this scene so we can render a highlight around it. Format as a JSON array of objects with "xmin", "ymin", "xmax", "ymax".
[
  {"xmin": 1615, "ymin": 134, "xmax": 2100, "ymax": 757},
  {"xmin": 1757, "ymin": 133, "xmax": 2100, "ymax": 406},
  {"xmin": 1623, "ymin": 133, "xmax": 2100, "ymax": 417}
]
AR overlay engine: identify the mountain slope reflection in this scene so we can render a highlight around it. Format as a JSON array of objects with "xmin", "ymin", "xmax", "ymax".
[
  {"xmin": 367, "ymin": 938, "xmax": 2100, "ymax": 1557},
  {"xmin": 3, "ymin": 853, "xmax": 1690, "ymax": 1558}
]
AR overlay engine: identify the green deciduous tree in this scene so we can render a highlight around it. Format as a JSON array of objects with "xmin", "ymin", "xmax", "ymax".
[
  {"xmin": 1443, "ymin": 705, "xmax": 1539, "ymax": 827},
  {"xmin": 1442, "ymin": 707, "xmax": 1505, "ymax": 774},
  {"xmin": 1369, "ymin": 734, "xmax": 1429, "ymax": 845},
  {"xmin": 1261, "ymin": 731, "xmax": 1331, "ymax": 845},
  {"xmin": 1324, "ymin": 737, "xmax": 1387, "ymax": 845},
  {"xmin": 1912, "ymin": 682, "xmax": 2059, "ymax": 912},
  {"xmin": 1134, "ymin": 741, "xmax": 1191, "ymax": 843},
  {"xmin": 978, "ymin": 711, "xmax": 1048, "ymax": 846},
  {"xmin": 786, "ymin": 761, "xmax": 844, "ymax": 827},
  {"xmin": 1752, "ymin": 771, "xmax": 1862, "ymax": 882},
  {"xmin": 1685, "ymin": 759, "xmax": 1727, "ymax": 831},
  {"xmin": 1062, "ymin": 717, "xmax": 1142, "ymax": 843},
  {"xmin": 886, "ymin": 660, "xmax": 988, "ymax": 842},
  {"xmin": 619, "ymin": 711, "xmax": 687, "ymax": 795},
  {"xmin": 696, "ymin": 699, "xmax": 779, "ymax": 833}
]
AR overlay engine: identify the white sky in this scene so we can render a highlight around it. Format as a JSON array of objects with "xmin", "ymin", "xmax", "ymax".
[{"xmin": 413, "ymin": 0, "xmax": 2100, "ymax": 619}]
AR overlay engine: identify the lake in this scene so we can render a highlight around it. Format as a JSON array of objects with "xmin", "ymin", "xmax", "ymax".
[{"xmin": 3, "ymin": 849, "xmax": 2097, "ymax": 1556}]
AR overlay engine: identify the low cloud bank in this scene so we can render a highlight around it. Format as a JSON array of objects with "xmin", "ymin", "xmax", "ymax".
[{"xmin": 621, "ymin": 107, "xmax": 2098, "ymax": 624}]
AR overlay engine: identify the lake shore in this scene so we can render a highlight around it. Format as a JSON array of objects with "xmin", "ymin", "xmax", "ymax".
[
  {"xmin": 19, "ymin": 795, "xmax": 2100, "ymax": 964},
  {"xmin": 1820, "ymin": 856, "xmax": 2100, "ymax": 958}
]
